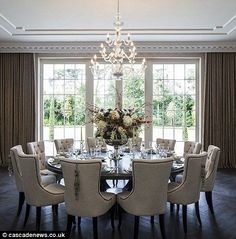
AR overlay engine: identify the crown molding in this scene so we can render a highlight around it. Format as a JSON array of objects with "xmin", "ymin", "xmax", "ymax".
[{"xmin": 0, "ymin": 41, "xmax": 236, "ymax": 53}]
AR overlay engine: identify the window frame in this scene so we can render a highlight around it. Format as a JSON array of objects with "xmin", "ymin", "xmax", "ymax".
[{"xmin": 38, "ymin": 56, "xmax": 201, "ymax": 155}]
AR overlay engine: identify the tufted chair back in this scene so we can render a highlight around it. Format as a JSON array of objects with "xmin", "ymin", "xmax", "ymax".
[
  {"xmin": 202, "ymin": 145, "xmax": 220, "ymax": 192},
  {"xmin": 118, "ymin": 158, "xmax": 173, "ymax": 216},
  {"xmin": 183, "ymin": 141, "xmax": 202, "ymax": 157},
  {"xmin": 54, "ymin": 138, "xmax": 74, "ymax": 154},
  {"xmin": 156, "ymin": 138, "xmax": 176, "ymax": 151},
  {"xmin": 168, "ymin": 152, "xmax": 207, "ymax": 205},
  {"xmin": 87, "ymin": 137, "xmax": 106, "ymax": 151},
  {"xmin": 61, "ymin": 158, "xmax": 115, "ymax": 217},
  {"xmin": 27, "ymin": 141, "xmax": 46, "ymax": 170},
  {"xmin": 132, "ymin": 137, "xmax": 142, "ymax": 150},
  {"xmin": 10, "ymin": 145, "xmax": 24, "ymax": 192}
]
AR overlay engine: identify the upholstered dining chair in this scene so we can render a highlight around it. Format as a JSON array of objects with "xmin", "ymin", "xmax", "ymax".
[
  {"xmin": 183, "ymin": 141, "xmax": 202, "ymax": 157},
  {"xmin": 201, "ymin": 145, "xmax": 220, "ymax": 214},
  {"xmin": 132, "ymin": 137, "xmax": 142, "ymax": 151},
  {"xmin": 167, "ymin": 152, "xmax": 207, "ymax": 233},
  {"xmin": 18, "ymin": 151, "xmax": 65, "ymax": 231},
  {"xmin": 61, "ymin": 158, "xmax": 116, "ymax": 239},
  {"xmin": 27, "ymin": 141, "xmax": 57, "ymax": 177},
  {"xmin": 10, "ymin": 145, "xmax": 57, "ymax": 217},
  {"xmin": 86, "ymin": 137, "xmax": 107, "ymax": 151},
  {"xmin": 156, "ymin": 138, "xmax": 176, "ymax": 151},
  {"xmin": 174, "ymin": 141, "xmax": 202, "ymax": 183},
  {"xmin": 117, "ymin": 158, "xmax": 173, "ymax": 239},
  {"xmin": 54, "ymin": 138, "xmax": 74, "ymax": 154}
]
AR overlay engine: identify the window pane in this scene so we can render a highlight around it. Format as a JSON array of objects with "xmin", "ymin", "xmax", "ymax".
[
  {"xmin": 43, "ymin": 64, "xmax": 53, "ymax": 80},
  {"xmin": 185, "ymin": 64, "xmax": 196, "ymax": 80},
  {"xmin": 153, "ymin": 64, "xmax": 164, "ymax": 79},
  {"xmin": 43, "ymin": 80, "xmax": 54, "ymax": 94},
  {"xmin": 164, "ymin": 64, "xmax": 174, "ymax": 79},
  {"xmin": 54, "ymin": 64, "xmax": 64, "ymax": 80},
  {"xmin": 174, "ymin": 64, "xmax": 184, "ymax": 79}
]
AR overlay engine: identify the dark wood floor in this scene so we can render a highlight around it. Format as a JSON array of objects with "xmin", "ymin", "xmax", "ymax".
[{"xmin": 0, "ymin": 167, "xmax": 235, "ymax": 239}]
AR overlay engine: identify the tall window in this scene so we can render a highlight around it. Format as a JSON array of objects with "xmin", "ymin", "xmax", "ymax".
[
  {"xmin": 41, "ymin": 62, "xmax": 86, "ymax": 155},
  {"xmin": 152, "ymin": 61, "xmax": 198, "ymax": 155}
]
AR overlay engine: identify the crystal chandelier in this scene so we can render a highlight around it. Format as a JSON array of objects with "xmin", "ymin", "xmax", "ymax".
[{"xmin": 90, "ymin": 0, "xmax": 146, "ymax": 80}]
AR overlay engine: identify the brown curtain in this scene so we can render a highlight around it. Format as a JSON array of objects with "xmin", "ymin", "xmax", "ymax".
[
  {"xmin": 204, "ymin": 53, "xmax": 236, "ymax": 168},
  {"xmin": 0, "ymin": 53, "xmax": 35, "ymax": 167}
]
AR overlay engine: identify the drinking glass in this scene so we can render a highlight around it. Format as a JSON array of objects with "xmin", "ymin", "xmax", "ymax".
[
  {"xmin": 149, "ymin": 141, "xmax": 153, "ymax": 158},
  {"xmin": 155, "ymin": 143, "xmax": 160, "ymax": 155},
  {"xmin": 74, "ymin": 149, "xmax": 80, "ymax": 159}
]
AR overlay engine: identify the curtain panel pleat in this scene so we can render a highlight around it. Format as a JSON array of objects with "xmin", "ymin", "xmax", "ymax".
[
  {"xmin": 0, "ymin": 53, "xmax": 35, "ymax": 167},
  {"xmin": 204, "ymin": 53, "xmax": 236, "ymax": 168}
]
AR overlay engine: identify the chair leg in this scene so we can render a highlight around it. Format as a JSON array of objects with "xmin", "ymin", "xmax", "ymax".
[
  {"xmin": 110, "ymin": 205, "xmax": 115, "ymax": 230},
  {"xmin": 159, "ymin": 214, "xmax": 166, "ymax": 239},
  {"xmin": 17, "ymin": 192, "xmax": 25, "ymax": 216},
  {"xmin": 66, "ymin": 214, "xmax": 73, "ymax": 235},
  {"xmin": 134, "ymin": 216, "xmax": 139, "ymax": 239},
  {"xmin": 52, "ymin": 204, "xmax": 58, "ymax": 215},
  {"xmin": 182, "ymin": 205, "xmax": 187, "ymax": 233},
  {"xmin": 78, "ymin": 217, "xmax": 81, "ymax": 227},
  {"xmin": 177, "ymin": 204, "xmax": 180, "ymax": 213},
  {"xmin": 150, "ymin": 216, "xmax": 154, "ymax": 224},
  {"xmin": 92, "ymin": 217, "xmax": 98, "ymax": 239},
  {"xmin": 24, "ymin": 204, "xmax": 31, "ymax": 226},
  {"xmin": 36, "ymin": 207, "xmax": 41, "ymax": 231},
  {"xmin": 118, "ymin": 204, "xmax": 122, "ymax": 229},
  {"xmin": 195, "ymin": 201, "xmax": 202, "ymax": 226},
  {"xmin": 205, "ymin": 191, "xmax": 214, "ymax": 214}
]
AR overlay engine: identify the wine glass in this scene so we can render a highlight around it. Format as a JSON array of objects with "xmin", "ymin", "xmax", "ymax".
[
  {"xmin": 149, "ymin": 141, "xmax": 153, "ymax": 158},
  {"xmin": 74, "ymin": 149, "xmax": 80, "ymax": 159},
  {"xmin": 155, "ymin": 143, "xmax": 160, "ymax": 155}
]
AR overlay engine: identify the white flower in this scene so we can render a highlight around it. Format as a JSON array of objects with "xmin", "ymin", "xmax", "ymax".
[
  {"xmin": 123, "ymin": 115, "xmax": 133, "ymax": 127},
  {"xmin": 97, "ymin": 120, "xmax": 106, "ymax": 130},
  {"xmin": 118, "ymin": 126, "xmax": 125, "ymax": 134},
  {"xmin": 110, "ymin": 110, "xmax": 120, "ymax": 120},
  {"xmin": 94, "ymin": 112, "xmax": 103, "ymax": 122}
]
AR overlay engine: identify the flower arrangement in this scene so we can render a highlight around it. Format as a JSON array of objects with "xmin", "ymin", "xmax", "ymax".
[{"xmin": 91, "ymin": 107, "xmax": 150, "ymax": 144}]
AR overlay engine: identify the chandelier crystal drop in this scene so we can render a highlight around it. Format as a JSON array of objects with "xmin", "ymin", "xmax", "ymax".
[{"xmin": 90, "ymin": 0, "xmax": 146, "ymax": 80}]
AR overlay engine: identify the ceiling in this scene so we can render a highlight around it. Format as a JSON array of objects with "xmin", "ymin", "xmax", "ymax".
[{"xmin": 0, "ymin": 0, "xmax": 236, "ymax": 43}]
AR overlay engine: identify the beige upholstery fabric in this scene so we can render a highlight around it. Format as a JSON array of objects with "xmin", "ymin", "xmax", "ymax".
[
  {"xmin": 10, "ymin": 145, "xmax": 56, "ymax": 189},
  {"xmin": 117, "ymin": 158, "xmax": 173, "ymax": 216},
  {"xmin": 27, "ymin": 141, "xmax": 46, "ymax": 169},
  {"xmin": 132, "ymin": 137, "xmax": 142, "ymax": 150},
  {"xmin": 183, "ymin": 141, "xmax": 202, "ymax": 157},
  {"xmin": 168, "ymin": 153, "xmax": 207, "ymax": 205},
  {"xmin": 61, "ymin": 159, "xmax": 116, "ymax": 217},
  {"xmin": 18, "ymin": 152, "xmax": 64, "ymax": 207},
  {"xmin": 156, "ymin": 138, "xmax": 176, "ymax": 151},
  {"xmin": 10, "ymin": 145, "xmax": 24, "ymax": 192},
  {"xmin": 87, "ymin": 137, "xmax": 106, "ymax": 150},
  {"xmin": 202, "ymin": 145, "xmax": 220, "ymax": 192},
  {"xmin": 27, "ymin": 141, "xmax": 56, "ymax": 177},
  {"xmin": 54, "ymin": 138, "xmax": 74, "ymax": 153}
]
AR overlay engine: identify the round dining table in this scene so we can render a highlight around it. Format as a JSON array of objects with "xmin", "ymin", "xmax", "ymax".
[{"xmin": 46, "ymin": 151, "xmax": 184, "ymax": 183}]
